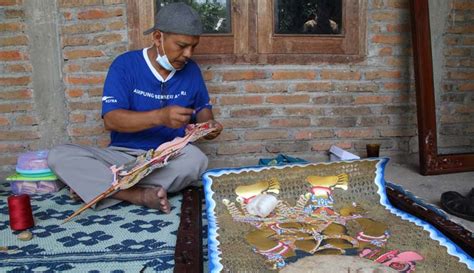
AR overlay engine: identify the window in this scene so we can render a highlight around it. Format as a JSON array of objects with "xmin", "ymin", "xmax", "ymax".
[
  {"xmin": 155, "ymin": 0, "xmax": 236, "ymax": 56},
  {"xmin": 274, "ymin": 0, "xmax": 342, "ymax": 35},
  {"xmin": 157, "ymin": 0, "xmax": 232, "ymax": 34},
  {"xmin": 126, "ymin": 0, "xmax": 366, "ymax": 64}
]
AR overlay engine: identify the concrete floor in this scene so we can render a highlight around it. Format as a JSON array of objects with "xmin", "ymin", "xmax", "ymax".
[{"xmin": 384, "ymin": 160, "xmax": 474, "ymax": 232}]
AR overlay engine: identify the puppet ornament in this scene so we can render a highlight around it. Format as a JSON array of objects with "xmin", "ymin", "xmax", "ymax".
[{"xmin": 63, "ymin": 121, "xmax": 216, "ymax": 223}]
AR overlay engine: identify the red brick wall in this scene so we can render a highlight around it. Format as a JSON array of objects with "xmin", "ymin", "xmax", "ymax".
[
  {"xmin": 199, "ymin": 0, "xmax": 418, "ymax": 167},
  {"xmin": 0, "ymin": 0, "xmax": 38, "ymax": 169},
  {"xmin": 0, "ymin": 0, "xmax": 421, "ymax": 172},
  {"xmin": 60, "ymin": 0, "xmax": 127, "ymax": 149}
]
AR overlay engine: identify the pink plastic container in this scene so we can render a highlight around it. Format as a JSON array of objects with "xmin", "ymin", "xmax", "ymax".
[{"xmin": 10, "ymin": 180, "xmax": 64, "ymax": 195}]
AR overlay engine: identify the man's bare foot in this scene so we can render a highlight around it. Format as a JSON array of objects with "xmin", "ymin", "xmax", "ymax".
[
  {"xmin": 69, "ymin": 188, "xmax": 82, "ymax": 201},
  {"xmin": 112, "ymin": 186, "xmax": 171, "ymax": 213},
  {"xmin": 139, "ymin": 186, "xmax": 171, "ymax": 213}
]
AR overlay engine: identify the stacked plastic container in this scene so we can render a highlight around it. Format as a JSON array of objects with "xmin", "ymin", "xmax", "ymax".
[{"xmin": 6, "ymin": 150, "xmax": 64, "ymax": 195}]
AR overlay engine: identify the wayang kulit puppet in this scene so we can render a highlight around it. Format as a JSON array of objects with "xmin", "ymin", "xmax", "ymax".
[
  {"xmin": 63, "ymin": 121, "xmax": 216, "ymax": 223},
  {"xmin": 221, "ymin": 173, "xmax": 423, "ymax": 272}
]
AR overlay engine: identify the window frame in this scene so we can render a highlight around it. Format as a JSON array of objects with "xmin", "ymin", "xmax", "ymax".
[{"xmin": 126, "ymin": 0, "xmax": 366, "ymax": 64}]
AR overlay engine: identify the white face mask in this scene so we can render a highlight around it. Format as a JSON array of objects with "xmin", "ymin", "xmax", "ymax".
[{"xmin": 156, "ymin": 35, "xmax": 181, "ymax": 72}]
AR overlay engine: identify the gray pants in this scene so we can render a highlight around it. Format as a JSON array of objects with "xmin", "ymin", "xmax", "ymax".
[{"xmin": 47, "ymin": 144, "xmax": 208, "ymax": 210}]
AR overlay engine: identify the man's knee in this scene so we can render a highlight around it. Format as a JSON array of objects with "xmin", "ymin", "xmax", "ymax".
[
  {"xmin": 194, "ymin": 147, "xmax": 209, "ymax": 172},
  {"xmin": 47, "ymin": 145, "xmax": 69, "ymax": 171},
  {"xmin": 48, "ymin": 144, "xmax": 87, "ymax": 172},
  {"xmin": 185, "ymin": 145, "xmax": 208, "ymax": 175},
  {"xmin": 156, "ymin": 146, "xmax": 209, "ymax": 192}
]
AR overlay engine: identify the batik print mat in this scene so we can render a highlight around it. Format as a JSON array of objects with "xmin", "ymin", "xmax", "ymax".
[
  {"xmin": 203, "ymin": 158, "xmax": 473, "ymax": 272},
  {"xmin": 0, "ymin": 183, "xmax": 181, "ymax": 272}
]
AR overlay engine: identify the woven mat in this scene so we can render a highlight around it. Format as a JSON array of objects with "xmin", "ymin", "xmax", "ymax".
[
  {"xmin": 203, "ymin": 158, "xmax": 473, "ymax": 272},
  {"xmin": 0, "ymin": 182, "xmax": 180, "ymax": 272}
]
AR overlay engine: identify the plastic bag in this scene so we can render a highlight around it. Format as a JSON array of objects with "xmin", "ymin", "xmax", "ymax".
[{"xmin": 258, "ymin": 154, "xmax": 308, "ymax": 166}]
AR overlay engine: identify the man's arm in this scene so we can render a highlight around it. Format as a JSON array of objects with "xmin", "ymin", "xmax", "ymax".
[
  {"xmin": 104, "ymin": 106, "xmax": 194, "ymax": 133},
  {"xmin": 195, "ymin": 108, "xmax": 214, "ymax": 123}
]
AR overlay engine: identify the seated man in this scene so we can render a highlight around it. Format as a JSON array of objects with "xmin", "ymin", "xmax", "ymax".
[{"xmin": 48, "ymin": 3, "xmax": 222, "ymax": 214}]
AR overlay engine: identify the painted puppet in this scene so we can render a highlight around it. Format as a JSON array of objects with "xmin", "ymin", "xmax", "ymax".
[
  {"xmin": 63, "ymin": 121, "xmax": 216, "ymax": 223},
  {"xmin": 222, "ymin": 174, "xmax": 423, "ymax": 271}
]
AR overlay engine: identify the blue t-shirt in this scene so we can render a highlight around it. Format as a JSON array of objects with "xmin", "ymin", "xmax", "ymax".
[{"xmin": 101, "ymin": 48, "xmax": 211, "ymax": 150}]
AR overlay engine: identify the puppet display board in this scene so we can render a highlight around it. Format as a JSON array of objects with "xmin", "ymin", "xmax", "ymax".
[{"xmin": 202, "ymin": 158, "xmax": 473, "ymax": 272}]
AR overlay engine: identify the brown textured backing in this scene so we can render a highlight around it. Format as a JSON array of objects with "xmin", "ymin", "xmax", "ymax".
[{"xmin": 206, "ymin": 160, "xmax": 471, "ymax": 273}]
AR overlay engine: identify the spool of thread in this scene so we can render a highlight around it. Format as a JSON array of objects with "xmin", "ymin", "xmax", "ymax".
[{"xmin": 7, "ymin": 194, "xmax": 35, "ymax": 231}]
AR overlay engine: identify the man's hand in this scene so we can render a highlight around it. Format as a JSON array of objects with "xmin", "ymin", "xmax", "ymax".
[
  {"xmin": 157, "ymin": 105, "xmax": 194, "ymax": 128},
  {"xmin": 204, "ymin": 120, "xmax": 223, "ymax": 140}
]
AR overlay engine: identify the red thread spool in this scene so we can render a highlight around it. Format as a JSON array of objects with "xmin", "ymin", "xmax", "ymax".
[{"xmin": 8, "ymin": 194, "xmax": 35, "ymax": 231}]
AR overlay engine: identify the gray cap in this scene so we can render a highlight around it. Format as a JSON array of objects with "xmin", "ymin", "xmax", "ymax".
[{"xmin": 143, "ymin": 2, "xmax": 203, "ymax": 36}]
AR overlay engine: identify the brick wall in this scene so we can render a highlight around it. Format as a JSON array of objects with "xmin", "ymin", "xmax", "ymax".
[
  {"xmin": 198, "ymin": 0, "xmax": 418, "ymax": 167},
  {"xmin": 60, "ymin": 0, "xmax": 127, "ymax": 149},
  {"xmin": 0, "ymin": 0, "xmax": 37, "ymax": 169},
  {"xmin": 437, "ymin": 0, "xmax": 474, "ymax": 154},
  {"xmin": 0, "ymin": 0, "xmax": 423, "ymax": 172}
]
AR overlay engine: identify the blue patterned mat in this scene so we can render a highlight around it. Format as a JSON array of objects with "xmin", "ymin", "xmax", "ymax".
[{"xmin": 0, "ymin": 181, "xmax": 181, "ymax": 272}]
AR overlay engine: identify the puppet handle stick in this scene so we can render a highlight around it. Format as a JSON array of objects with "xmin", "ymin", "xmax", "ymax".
[{"xmin": 62, "ymin": 186, "xmax": 116, "ymax": 223}]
